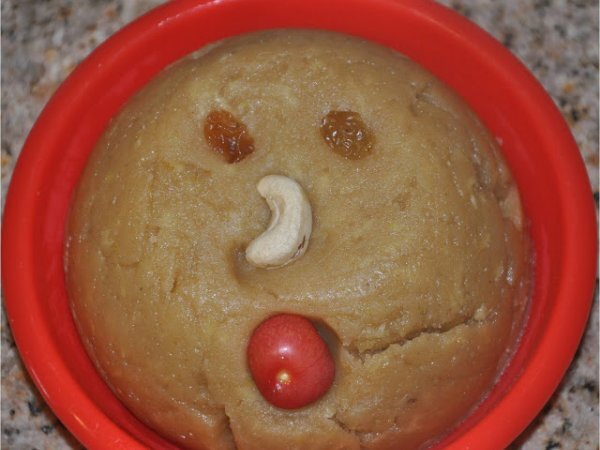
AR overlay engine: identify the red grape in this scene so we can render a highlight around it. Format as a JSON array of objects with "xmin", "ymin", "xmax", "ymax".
[{"xmin": 247, "ymin": 314, "xmax": 335, "ymax": 409}]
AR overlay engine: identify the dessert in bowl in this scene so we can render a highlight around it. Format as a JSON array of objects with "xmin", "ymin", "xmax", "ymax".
[
  {"xmin": 65, "ymin": 29, "xmax": 531, "ymax": 449},
  {"xmin": 1, "ymin": 0, "xmax": 596, "ymax": 449}
]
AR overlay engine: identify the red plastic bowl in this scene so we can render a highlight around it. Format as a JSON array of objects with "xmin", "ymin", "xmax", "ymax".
[{"xmin": 2, "ymin": 0, "xmax": 597, "ymax": 448}]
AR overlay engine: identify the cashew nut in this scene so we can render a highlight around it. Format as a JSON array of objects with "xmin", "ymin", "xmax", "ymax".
[{"xmin": 246, "ymin": 175, "xmax": 312, "ymax": 269}]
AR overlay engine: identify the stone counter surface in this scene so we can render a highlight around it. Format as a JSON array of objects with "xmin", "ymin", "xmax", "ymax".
[{"xmin": 1, "ymin": 0, "xmax": 598, "ymax": 449}]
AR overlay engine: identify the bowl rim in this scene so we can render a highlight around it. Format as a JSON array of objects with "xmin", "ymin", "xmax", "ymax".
[{"xmin": 2, "ymin": 0, "xmax": 597, "ymax": 448}]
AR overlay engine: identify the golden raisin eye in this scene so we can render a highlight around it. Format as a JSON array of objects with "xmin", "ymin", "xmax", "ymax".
[
  {"xmin": 320, "ymin": 110, "xmax": 373, "ymax": 160},
  {"xmin": 204, "ymin": 109, "xmax": 255, "ymax": 163}
]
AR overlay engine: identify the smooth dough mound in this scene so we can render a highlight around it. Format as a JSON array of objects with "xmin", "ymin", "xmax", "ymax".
[{"xmin": 66, "ymin": 30, "xmax": 531, "ymax": 450}]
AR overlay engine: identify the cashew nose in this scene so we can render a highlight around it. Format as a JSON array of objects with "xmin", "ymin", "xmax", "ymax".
[{"xmin": 246, "ymin": 175, "xmax": 312, "ymax": 269}]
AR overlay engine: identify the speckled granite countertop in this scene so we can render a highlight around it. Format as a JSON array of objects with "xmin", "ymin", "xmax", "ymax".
[{"xmin": 1, "ymin": 0, "xmax": 598, "ymax": 448}]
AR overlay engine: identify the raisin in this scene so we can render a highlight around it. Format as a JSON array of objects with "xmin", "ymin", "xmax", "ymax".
[
  {"xmin": 204, "ymin": 109, "xmax": 255, "ymax": 163},
  {"xmin": 320, "ymin": 110, "xmax": 373, "ymax": 160}
]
